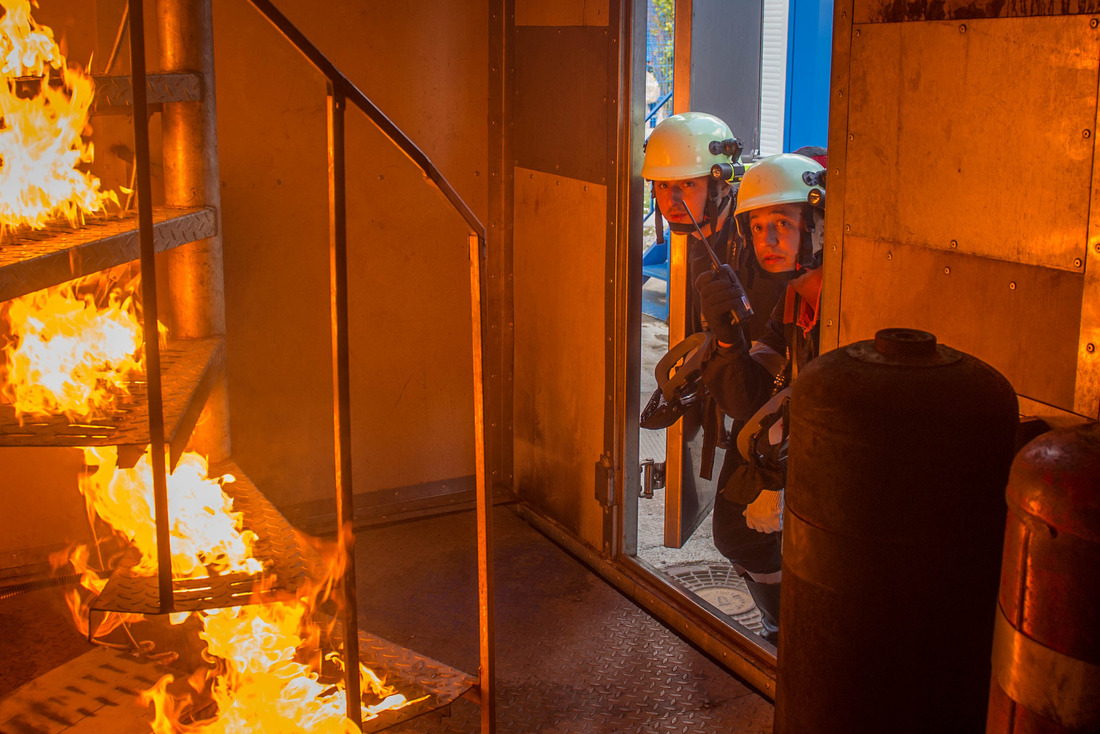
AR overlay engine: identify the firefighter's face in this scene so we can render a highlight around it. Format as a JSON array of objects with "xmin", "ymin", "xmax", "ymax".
[
  {"xmin": 654, "ymin": 176, "xmax": 710, "ymax": 229},
  {"xmin": 749, "ymin": 204, "xmax": 805, "ymax": 273}
]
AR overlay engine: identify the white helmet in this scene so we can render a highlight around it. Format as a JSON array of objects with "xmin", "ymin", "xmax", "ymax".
[
  {"xmin": 734, "ymin": 153, "xmax": 827, "ymax": 275},
  {"xmin": 734, "ymin": 153, "xmax": 824, "ymax": 217},
  {"xmin": 642, "ymin": 112, "xmax": 738, "ymax": 181}
]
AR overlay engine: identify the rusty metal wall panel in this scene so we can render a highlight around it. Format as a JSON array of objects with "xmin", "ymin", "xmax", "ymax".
[
  {"xmin": 820, "ymin": 0, "xmax": 855, "ymax": 353},
  {"xmin": 488, "ymin": 0, "xmax": 516, "ymax": 496},
  {"xmin": 514, "ymin": 27, "xmax": 610, "ymax": 184},
  {"xmin": 847, "ymin": 17, "xmax": 1096, "ymax": 273},
  {"xmin": 513, "ymin": 169, "xmax": 607, "ymax": 545},
  {"xmin": 515, "ymin": 0, "xmax": 609, "ymax": 26},
  {"xmin": 214, "ymin": 0, "xmax": 488, "ymax": 509},
  {"xmin": 839, "ymin": 236, "xmax": 1083, "ymax": 407},
  {"xmin": 857, "ymin": 0, "xmax": 1100, "ymax": 23}
]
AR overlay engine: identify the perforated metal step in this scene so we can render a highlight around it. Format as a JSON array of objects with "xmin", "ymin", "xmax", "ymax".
[
  {"xmin": 88, "ymin": 460, "xmax": 324, "ymax": 623},
  {"xmin": 0, "ymin": 337, "xmax": 224, "ymax": 469},
  {"xmin": 0, "ymin": 206, "xmax": 217, "ymax": 303}
]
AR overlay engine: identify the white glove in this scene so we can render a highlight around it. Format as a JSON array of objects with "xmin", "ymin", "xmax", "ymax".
[{"xmin": 744, "ymin": 489, "xmax": 783, "ymax": 534}]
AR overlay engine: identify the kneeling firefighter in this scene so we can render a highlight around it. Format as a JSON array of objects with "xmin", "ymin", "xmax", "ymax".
[
  {"xmin": 639, "ymin": 113, "xmax": 785, "ymax": 470},
  {"xmin": 694, "ymin": 152, "xmax": 827, "ymax": 643}
]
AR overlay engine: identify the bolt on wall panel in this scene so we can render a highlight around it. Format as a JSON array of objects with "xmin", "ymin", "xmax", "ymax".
[
  {"xmin": 839, "ymin": 236, "xmax": 1083, "ymax": 408},
  {"xmin": 846, "ymin": 16, "xmax": 1097, "ymax": 273}
]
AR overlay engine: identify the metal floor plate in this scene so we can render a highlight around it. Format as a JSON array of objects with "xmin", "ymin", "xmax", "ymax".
[
  {"xmin": 0, "ymin": 338, "xmax": 224, "ymax": 469},
  {"xmin": 0, "ymin": 206, "xmax": 216, "ymax": 303},
  {"xmin": 357, "ymin": 507, "xmax": 774, "ymax": 734}
]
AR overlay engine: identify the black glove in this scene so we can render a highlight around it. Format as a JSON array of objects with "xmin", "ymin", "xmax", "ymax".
[{"xmin": 695, "ymin": 265, "xmax": 748, "ymax": 347}]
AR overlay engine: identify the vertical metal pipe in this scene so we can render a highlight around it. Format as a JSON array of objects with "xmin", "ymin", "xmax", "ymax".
[
  {"xmin": 326, "ymin": 81, "xmax": 361, "ymax": 730},
  {"xmin": 156, "ymin": 0, "xmax": 230, "ymax": 463},
  {"xmin": 469, "ymin": 233, "xmax": 496, "ymax": 732},
  {"xmin": 128, "ymin": 0, "xmax": 173, "ymax": 615}
]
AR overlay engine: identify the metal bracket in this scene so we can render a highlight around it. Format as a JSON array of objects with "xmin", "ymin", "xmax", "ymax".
[{"xmin": 595, "ymin": 452, "xmax": 616, "ymax": 509}]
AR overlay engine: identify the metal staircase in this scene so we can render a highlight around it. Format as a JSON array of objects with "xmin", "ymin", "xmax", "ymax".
[{"xmin": 0, "ymin": 1, "xmax": 493, "ymax": 730}]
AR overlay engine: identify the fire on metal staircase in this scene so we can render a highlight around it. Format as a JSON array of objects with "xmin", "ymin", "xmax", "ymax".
[{"xmin": 0, "ymin": 1, "xmax": 494, "ymax": 731}]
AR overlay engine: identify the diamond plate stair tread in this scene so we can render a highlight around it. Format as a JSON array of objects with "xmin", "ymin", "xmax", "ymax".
[
  {"xmin": 91, "ymin": 72, "xmax": 202, "ymax": 112},
  {"xmin": 0, "ymin": 206, "xmax": 216, "ymax": 303},
  {"xmin": 354, "ymin": 630, "xmax": 476, "ymax": 733},
  {"xmin": 90, "ymin": 461, "xmax": 325, "ymax": 617},
  {"xmin": 0, "ymin": 338, "xmax": 224, "ymax": 469}
]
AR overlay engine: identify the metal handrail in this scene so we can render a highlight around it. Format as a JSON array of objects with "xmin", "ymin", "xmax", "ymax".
[
  {"xmin": 236, "ymin": 2, "xmax": 493, "ymax": 731},
  {"xmin": 244, "ymin": 0, "xmax": 486, "ymax": 242},
  {"xmin": 644, "ymin": 90, "xmax": 672, "ymax": 125},
  {"xmin": 128, "ymin": 1, "xmax": 491, "ymax": 730}
]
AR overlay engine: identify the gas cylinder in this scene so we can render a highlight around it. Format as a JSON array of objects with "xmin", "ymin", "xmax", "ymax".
[
  {"xmin": 986, "ymin": 422, "xmax": 1100, "ymax": 733},
  {"xmin": 776, "ymin": 328, "xmax": 1018, "ymax": 733}
]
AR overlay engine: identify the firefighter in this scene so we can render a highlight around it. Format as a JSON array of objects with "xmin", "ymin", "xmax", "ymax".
[
  {"xmin": 695, "ymin": 152, "xmax": 827, "ymax": 643},
  {"xmin": 641, "ymin": 111, "xmax": 742, "ymax": 318}
]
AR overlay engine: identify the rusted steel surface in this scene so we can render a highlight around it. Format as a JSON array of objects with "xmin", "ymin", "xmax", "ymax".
[
  {"xmin": 0, "ymin": 337, "xmax": 223, "ymax": 470},
  {"xmin": 858, "ymin": 0, "xmax": 1100, "ymax": 22},
  {"xmin": 0, "ymin": 206, "xmax": 217, "ymax": 303},
  {"xmin": 90, "ymin": 71, "xmax": 202, "ymax": 113},
  {"xmin": 988, "ymin": 423, "xmax": 1100, "ymax": 731}
]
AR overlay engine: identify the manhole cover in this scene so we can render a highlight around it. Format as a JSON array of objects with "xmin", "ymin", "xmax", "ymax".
[
  {"xmin": 664, "ymin": 563, "xmax": 763, "ymax": 632},
  {"xmin": 694, "ymin": 585, "xmax": 754, "ymax": 616}
]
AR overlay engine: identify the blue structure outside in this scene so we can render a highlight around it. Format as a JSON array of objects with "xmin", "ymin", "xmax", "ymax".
[
  {"xmin": 784, "ymin": 0, "xmax": 833, "ymax": 152},
  {"xmin": 642, "ymin": 2, "xmax": 675, "ymax": 321}
]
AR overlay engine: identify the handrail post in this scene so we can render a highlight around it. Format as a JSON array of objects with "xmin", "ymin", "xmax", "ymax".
[
  {"xmin": 469, "ymin": 232, "xmax": 495, "ymax": 732},
  {"xmin": 128, "ymin": 0, "xmax": 173, "ymax": 615},
  {"xmin": 327, "ymin": 80, "xmax": 362, "ymax": 730}
]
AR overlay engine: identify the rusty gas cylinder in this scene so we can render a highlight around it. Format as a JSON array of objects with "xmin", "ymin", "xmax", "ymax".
[
  {"xmin": 986, "ymin": 422, "xmax": 1100, "ymax": 733},
  {"xmin": 775, "ymin": 328, "xmax": 1018, "ymax": 734}
]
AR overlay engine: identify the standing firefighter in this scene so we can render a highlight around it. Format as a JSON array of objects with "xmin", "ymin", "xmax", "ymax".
[{"xmin": 696, "ymin": 153, "xmax": 827, "ymax": 643}]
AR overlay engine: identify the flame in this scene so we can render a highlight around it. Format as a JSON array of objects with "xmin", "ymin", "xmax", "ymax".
[
  {"xmin": 0, "ymin": 277, "xmax": 149, "ymax": 421},
  {"xmin": 0, "ymin": 0, "xmax": 117, "ymax": 231},
  {"xmin": 143, "ymin": 602, "xmax": 417, "ymax": 733},
  {"xmin": 79, "ymin": 446, "xmax": 264, "ymax": 578},
  {"xmin": 68, "ymin": 447, "xmax": 418, "ymax": 731}
]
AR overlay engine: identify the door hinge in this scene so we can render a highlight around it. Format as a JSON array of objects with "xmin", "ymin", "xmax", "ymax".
[{"xmin": 595, "ymin": 452, "xmax": 616, "ymax": 509}]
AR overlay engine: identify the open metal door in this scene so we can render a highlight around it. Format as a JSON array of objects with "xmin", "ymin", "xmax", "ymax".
[
  {"xmin": 507, "ymin": 1, "xmax": 631, "ymax": 554},
  {"xmin": 663, "ymin": 0, "xmax": 764, "ymax": 547},
  {"xmin": 663, "ymin": 232, "xmax": 724, "ymax": 546}
]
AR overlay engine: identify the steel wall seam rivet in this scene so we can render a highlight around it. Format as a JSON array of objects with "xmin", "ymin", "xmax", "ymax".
[
  {"xmin": 1092, "ymin": 17, "xmax": 1099, "ymax": 27},
  {"xmin": 1088, "ymin": 343, "xmax": 1096, "ymax": 353},
  {"xmin": 950, "ymin": 239, "xmax": 958, "ymax": 248},
  {"xmin": 1009, "ymin": 282, "xmax": 1016, "ymax": 290},
  {"xmin": 944, "ymin": 266, "xmax": 951, "ymax": 274},
  {"xmin": 1085, "ymin": 130, "xmax": 1093, "ymax": 138},
  {"xmin": 960, "ymin": 23, "xmax": 967, "ymax": 32},
  {"xmin": 1075, "ymin": 258, "xmax": 1084, "ymax": 267}
]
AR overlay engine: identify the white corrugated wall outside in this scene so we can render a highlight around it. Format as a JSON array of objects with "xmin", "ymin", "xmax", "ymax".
[{"xmin": 759, "ymin": 0, "xmax": 790, "ymax": 156}]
